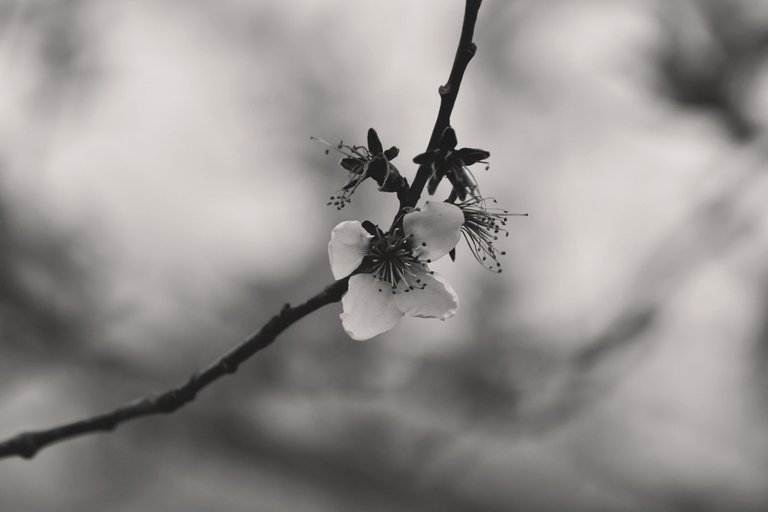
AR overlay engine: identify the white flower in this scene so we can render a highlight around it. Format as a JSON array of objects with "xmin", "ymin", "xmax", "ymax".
[{"xmin": 328, "ymin": 201, "xmax": 464, "ymax": 340}]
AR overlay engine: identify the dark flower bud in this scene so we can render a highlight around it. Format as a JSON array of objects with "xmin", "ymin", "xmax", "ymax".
[{"xmin": 413, "ymin": 126, "xmax": 490, "ymax": 201}]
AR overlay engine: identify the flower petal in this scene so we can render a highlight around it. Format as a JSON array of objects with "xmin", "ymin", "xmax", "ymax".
[
  {"xmin": 413, "ymin": 151, "xmax": 435, "ymax": 165},
  {"xmin": 394, "ymin": 269, "xmax": 458, "ymax": 320},
  {"xmin": 340, "ymin": 157, "xmax": 363, "ymax": 172},
  {"xmin": 341, "ymin": 274, "xmax": 404, "ymax": 340},
  {"xmin": 384, "ymin": 146, "xmax": 399, "ymax": 161},
  {"xmin": 328, "ymin": 221, "xmax": 372, "ymax": 279},
  {"xmin": 367, "ymin": 128, "xmax": 383, "ymax": 154},
  {"xmin": 404, "ymin": 201, "xmax": 464, "ymax": 262},
  {"xmin": 455, "ymin": 147, "xmax": 490, "ymax": 166}
]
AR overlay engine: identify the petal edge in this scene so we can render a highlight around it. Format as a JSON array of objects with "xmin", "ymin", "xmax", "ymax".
[
  {"xmin": 341, "ymin": 274, "xmax": 403, "ymax": 340},
  {"xmin": 404, "ymin": 201, "xmax": 464, "ymax": 262},
  {"xmin": 393, "ymin": 270, "xmax": 459, "ymax": 320},
  {"xmin": 328, "ymin": 221, "xmax": 372, "ymax": 279}
]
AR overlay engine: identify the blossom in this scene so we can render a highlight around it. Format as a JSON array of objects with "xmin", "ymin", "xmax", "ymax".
[
  {"xmin": 322, "ymin": 128, "xmax": 406, "ymax": 209},
  {"xmin": 413, "ymin": 126, "xmax": 490, "ymax": 201},
  {"xmin": 328, "ymin": 201, "xmax": 464, "ymax": 340}
]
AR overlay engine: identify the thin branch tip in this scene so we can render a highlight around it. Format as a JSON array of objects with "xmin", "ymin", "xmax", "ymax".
[
  {"xmin": 400, "ymin": 0, "xmax": 484, "ymax": 209},
  {"xmin": 0, "ymin": 279, "xmax": 345, "ymax": 460}
]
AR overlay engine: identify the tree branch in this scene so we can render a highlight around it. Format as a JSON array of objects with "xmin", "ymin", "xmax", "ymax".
[
  {"xmin": 0, "ymin": 0, "xmax": 485, "ymax": 462},
  {"xmin": 0, "ymin": 278, "xmax": 349, "ymax": 460},
  {"xmin": 403, "ymin": 0, "xmax": 483, "ymax": 208}
]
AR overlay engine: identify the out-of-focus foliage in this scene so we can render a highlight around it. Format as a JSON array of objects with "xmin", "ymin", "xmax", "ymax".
[{"xmin": 2, "ymin": 0, "xmax": 768, "ymax": 510}]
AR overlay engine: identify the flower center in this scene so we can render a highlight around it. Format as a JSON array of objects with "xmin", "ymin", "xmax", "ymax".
[{"xmin": 366, "ymin": 230, "xmax": 429, "ymax": 294}]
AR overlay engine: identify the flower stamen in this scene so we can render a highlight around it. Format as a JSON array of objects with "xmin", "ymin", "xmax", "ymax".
[
  {"xmin": 313, "ymin": 129, "xmax": 404, "ymax": 209},
  {"xmin": 365, "ymin": 228, "xmax": 430, "ymax": 293},
  {"xmin": 456, "ymin": 197, "xmax": 527, "ymax": 273}
]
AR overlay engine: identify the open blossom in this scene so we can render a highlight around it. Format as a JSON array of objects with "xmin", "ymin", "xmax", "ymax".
[{"xmin": 328, "ymin": 201, "xmax": 464, "ymax": 340}]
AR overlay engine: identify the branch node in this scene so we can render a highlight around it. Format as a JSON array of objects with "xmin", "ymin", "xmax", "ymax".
[
  {"xmin": 17, "ymin": 434, "xmax": 39, "ymax": 459},
  {"xmin": 439, "ymin": 84, "xmax": 450, "ymax": 96}
]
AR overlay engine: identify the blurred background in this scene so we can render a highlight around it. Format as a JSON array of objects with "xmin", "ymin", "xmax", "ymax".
[{"xmin": 2, "ymin": 0, "xmax": 768, "ymax": 510}]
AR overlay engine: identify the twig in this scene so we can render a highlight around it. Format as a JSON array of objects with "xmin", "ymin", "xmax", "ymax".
[
  {"xmin": 403, "ymin": 0, "xmax": 483, "ymax": 209},
  {"xmin": 0, "ymin": 0, "xmax": 484, "ymax": 461},
  {"xmin": 0, "ymin": 278, "xmax": 348, "ymax": 460}
]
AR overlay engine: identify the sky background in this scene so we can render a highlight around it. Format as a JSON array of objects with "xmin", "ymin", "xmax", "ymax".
[{"xmin": 2, "ymin": 0, "xmax": 768, "ymax": 510}]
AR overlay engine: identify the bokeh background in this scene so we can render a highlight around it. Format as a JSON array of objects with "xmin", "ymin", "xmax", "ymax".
[{"xmin": 2, "ymin": 0, "xmax": 768, "ymax": 510}]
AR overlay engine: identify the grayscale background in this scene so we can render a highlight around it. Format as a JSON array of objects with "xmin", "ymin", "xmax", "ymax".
[{"xmin": 2, "ymin": 0, "xmax": 768, "ymax": 510}]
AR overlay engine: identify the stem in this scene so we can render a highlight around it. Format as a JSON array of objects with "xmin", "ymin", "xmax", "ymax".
[
  {"xmin": 0, "ymin": 278, "xmax": 349, "ymax": 460},
  {"xmin": 0, "ymin": 0, "xmax": 486, "ymax": 462},
  {"xmin": 402, "ymin": 0, "xmax": 483, "ymax": 209}
]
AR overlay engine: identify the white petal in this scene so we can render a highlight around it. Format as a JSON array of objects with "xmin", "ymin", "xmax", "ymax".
[
  {"xmin": 328, "ymin": 221, "xmax": 373, "ymax": 279},
  {"xmin": 403, "ymin": 201, "xmax": 463, "ymax": 262},
  {"xmin": 341, "ymin": 274, "xmax": 404, "ymax": 340},
  {"xmin": 393, "ymin": 268, "xmax": 459, "ymax": 320}
]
